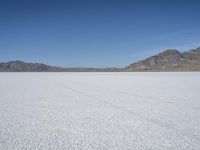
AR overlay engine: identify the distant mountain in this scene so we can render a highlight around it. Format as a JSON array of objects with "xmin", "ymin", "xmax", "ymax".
[
  {"xmin": 0, "ymin": 60, "xmax": 66, "ymax": 72},
  {"xmin": 0, "ymin": 47, "xmax": 200, "ymax": 72},
  {"xmin": 127, "ymin": 47, "xmax": 200, "ymax": 71},
  {"xmin": 0, "ymin": 60, "xmax": 124, "ymax": 72}
]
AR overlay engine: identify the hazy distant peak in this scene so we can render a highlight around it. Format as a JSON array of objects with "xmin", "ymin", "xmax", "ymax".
[
  {"xmin": 7, "ymin": 60, "xmax": 25, "ymax": 64},
  {"xmin": 188, "ymin": 47, "xmax": 200, "ymax": 54},
  {"xmin": 158, "ymin": 49, "xmax": 181, "ymax": 55}
]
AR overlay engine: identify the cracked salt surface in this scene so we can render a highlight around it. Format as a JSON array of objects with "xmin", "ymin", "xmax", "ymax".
[{"xmin": 0, "ymin": 72, "xmax": 200, "ymax": 150}]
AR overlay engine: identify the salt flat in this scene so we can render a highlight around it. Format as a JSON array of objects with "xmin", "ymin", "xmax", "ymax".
[{"xmin": 0, "ymin": 73, "xmax": 200, "ymax": 150}]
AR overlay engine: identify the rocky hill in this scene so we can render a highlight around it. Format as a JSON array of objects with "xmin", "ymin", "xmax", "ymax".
[{"xmin": 127, "ymin": 47, "xmax": 200, "ymax": 71}]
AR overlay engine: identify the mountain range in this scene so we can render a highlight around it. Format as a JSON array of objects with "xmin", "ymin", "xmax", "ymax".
[
  {"xmin": 1, "ymin": 47, "xmax": 200, "ymax": 72},
  {"xmin": 0, "ymin": 60, "xmax": 123, "ymax": 72}
]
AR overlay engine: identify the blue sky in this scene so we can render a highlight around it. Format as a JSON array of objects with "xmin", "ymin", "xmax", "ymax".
[{"xmin": 0, "ymin": 0, "xmax": 200, "ymax": 67}]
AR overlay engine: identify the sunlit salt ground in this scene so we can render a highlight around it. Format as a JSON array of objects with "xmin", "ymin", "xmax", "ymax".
[{"xmin": 0, "ymin": 73, "xmax": 200, "ymax": 150}]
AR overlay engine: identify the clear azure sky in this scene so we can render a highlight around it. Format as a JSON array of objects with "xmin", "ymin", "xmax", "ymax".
[{"xmin": 0, "ymin": 0, "xmax": 200, "ymax": 67}]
